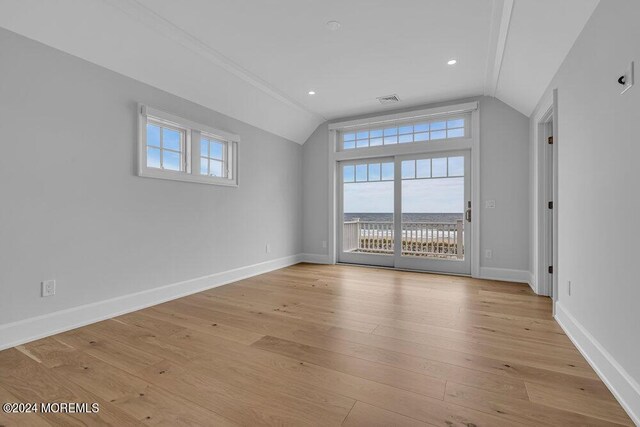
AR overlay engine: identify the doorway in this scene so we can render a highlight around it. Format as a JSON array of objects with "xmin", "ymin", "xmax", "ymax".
[
  {"xmin": 338, "ymin": 150, "xmax": 471, "ymax": 275},
  {"xmin": 543, "ymin": 118, "xmax": 556, "ymax": 298},
  {"xmin": 534, "ymin": 91, "xmax": 557, "ymax": 299}
]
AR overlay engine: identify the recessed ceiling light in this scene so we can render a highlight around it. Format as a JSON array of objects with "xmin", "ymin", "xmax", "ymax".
[
  {"xmin": 447, "ymin": 59, "xmax": 457, "ymax": 65},
  {"xmin": 326, "ymin": 20, "xmax": 341, "ymax": 31},
  {"xmin": 308, "ymin": 90, "xmax": 316, "ymax": 95}
]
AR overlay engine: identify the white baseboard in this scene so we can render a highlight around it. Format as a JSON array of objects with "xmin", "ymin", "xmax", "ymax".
[
  {"xmin": 478, "ymin": 267, "xmax": 530, "ymax": 284},
  {"xmin": 555, "ymin": 302, "xmax": 640, "ymax": 425},
  {"xmin": 299, "ymin": 253, "xmax": 333, "ymax": 264},
  {"xmin": 0, "ymin": 254, "xmax": 302, "ymax": 351}
]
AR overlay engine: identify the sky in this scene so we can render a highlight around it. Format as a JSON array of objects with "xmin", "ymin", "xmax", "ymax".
[{"xmin": 344, "ymin": 178, "xmax": 464, "ymax": 213}]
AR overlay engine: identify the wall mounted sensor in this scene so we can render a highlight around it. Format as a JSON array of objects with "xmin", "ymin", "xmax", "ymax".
[{"xmin": 619, "ymin": 61, "xmax": 634, "ymax": 94}]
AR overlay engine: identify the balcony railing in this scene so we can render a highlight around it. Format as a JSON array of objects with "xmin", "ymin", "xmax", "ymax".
[{"xmin": 343, "ymin": 219, "xmax": 464, "ymax": 259}]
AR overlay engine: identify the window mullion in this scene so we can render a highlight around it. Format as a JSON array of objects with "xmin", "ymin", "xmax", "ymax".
[
  {"xmin": 188, "ymin": 129, "xmax": 197, "ymax": 174},
  {"xmin": 159, "ymin": 128, "xmax": 164, "ymax": 169},
  {"xmin": 223, "ymin": 142, "xmax": 228, "ymax": 178}
]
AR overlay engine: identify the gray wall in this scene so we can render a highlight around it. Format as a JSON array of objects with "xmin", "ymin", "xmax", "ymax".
[
  {"xmin": 302, "ymin": 96, "xmax": 530, "ymax": 273},
  {"xmin": 0, "ymin": 28, "xmax": 302, "ymax": 325},
  {"xmin": 530, "ymin": 0, "xmax": 640, "ymax": 383},
  {"xmin": 302, "ymin": 124, "xmax": 330, "ymax": 255},
  {"xmin": 480, "ymin": 97, "xmax": 530, "ymax": 271}
]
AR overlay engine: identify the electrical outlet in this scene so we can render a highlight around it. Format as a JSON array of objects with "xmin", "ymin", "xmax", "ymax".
[
  {"xmin": 265, "ymin": 243, "xmax": 272, "ymax": 254},
  {"xmin": 485, "ymin": 200, "xmax": 496, "ymax": 208},
  {"xmin": 41, "ymin": 280, "xmax": 56, "ymax": 297},
  {"xmin": 567, "ymin": 280, "xmax": 572, "ymax": 296},
  {"xmin": 322, "ymin": 240, "xmax": 327, "ymax": 249},
  {"xmin": 485, "ymin": 249, "xmax": 493, "ymax": 259}
]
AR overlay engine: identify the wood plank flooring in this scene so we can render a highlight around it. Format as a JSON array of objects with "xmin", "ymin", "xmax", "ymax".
[{"xmin": 0, "ymin": 263, "xmax": 632, "ymax": 426}]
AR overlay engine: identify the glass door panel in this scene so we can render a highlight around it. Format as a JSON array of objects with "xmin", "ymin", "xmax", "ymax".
[
  {"xmin": 338, "ymin": 159, "xmax": 395, "ymax": 267},
  {"xmin": 395, "ymin": 151, "xmax": 471, "ymax": 274}
]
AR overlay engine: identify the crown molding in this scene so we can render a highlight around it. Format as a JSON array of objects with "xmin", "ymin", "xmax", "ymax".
[
  {"xmin": 102, "ymin": 0, "xmax": 325, "ymax": 123},
  {"xmin": 484, "ymin": 0, "xmax": 514, "ymax": 97}
]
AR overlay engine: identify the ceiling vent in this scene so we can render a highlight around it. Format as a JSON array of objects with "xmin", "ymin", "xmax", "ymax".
[{"xmin": 377, "ymin": 94, "xmax": 401, "ymax": 104}]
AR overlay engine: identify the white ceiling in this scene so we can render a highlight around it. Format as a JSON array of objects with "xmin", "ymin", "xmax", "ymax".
[
  {"xmin": 0, "ymin": 0, "xmax": 599, "ymax": 143},
  {"xmin": 136, "ymin": 0, "xmax": 494, "ymax": 120}
]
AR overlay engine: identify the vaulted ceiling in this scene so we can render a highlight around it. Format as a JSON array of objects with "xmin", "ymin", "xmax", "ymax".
[{"xmin": 0, "ymin": 0, "xmax": 599, "ymax": 143}]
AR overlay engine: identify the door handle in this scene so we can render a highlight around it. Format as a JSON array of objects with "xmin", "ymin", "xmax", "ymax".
[{"xmin": 465, "ymin": 208, "xmax": 471, "ymax": 222}]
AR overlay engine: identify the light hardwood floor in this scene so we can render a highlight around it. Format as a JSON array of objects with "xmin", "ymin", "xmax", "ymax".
[{"xmin": 0, "ymin": 263, "xmax": 632, "ymax": 426}]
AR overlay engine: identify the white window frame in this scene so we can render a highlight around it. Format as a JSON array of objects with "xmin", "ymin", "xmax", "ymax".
[
  {"xmin": 145, "ymin": 117, "xmax": 189, "ymax": 172},
  {"xmin": 199, "ymin": 134, "xmax": 231, "ymax": 178},
  {"xmin": 340, "ymin": 115, "xmax": 470, "ymax": 151},
  {"xmin": 326, "ymin": 101, "xmax": 481, "ymax": 278},
  {"xmin": 138, "ymin": 104, "xmax": 239, "ymax": 186}
]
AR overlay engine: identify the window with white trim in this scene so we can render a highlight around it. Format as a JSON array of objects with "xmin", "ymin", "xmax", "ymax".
[
  {"xmin": 200, "ymin": 135, "xmax": 228, "ymax": 178},
  {"xmin": 341, "ymin": 115, "xmax": 469, "ymax": 151},
  {"xmin": 146, "ymin": 119, "xmax": 186, "ymax": 172},
  {"xmin": 138, "ymin": 105, "xmax": 239, "ymax": 186}
]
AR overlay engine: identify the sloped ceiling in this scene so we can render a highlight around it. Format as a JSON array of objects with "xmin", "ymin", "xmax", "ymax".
[
  {"xmin": 0, "ymin": 0, "xmax": 599, "ymax": 144},
  {"xmin": 495, "ymin": 0, "xmax": 600, "ymax": 115}
]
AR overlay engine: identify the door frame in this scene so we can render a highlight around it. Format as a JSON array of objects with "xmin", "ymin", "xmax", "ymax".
[
  {"xmin": 533, "ymin": 89, "xmax": 559, "ymax": 302},
  {"xmin": 327, "ymin": 101, "xmax": 480, "ymax": 278}
]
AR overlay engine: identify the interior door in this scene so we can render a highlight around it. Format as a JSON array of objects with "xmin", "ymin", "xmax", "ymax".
[
  {"xmin": 338, "ymin": 158, "xmax": 395, "ymax": 267},
  {"xmin": 394, "ymin": 151, "xmax": 471, "ymax": 274}
]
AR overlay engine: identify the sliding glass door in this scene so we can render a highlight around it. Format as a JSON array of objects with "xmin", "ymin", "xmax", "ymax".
[
  {"xmin": 395, "ymin": 151, "xmax": 470, "ymax": 274},
  {"xmin": 338, "ymin": 151, "xmax": 471, "ymax": 275},
  {"xmin": 338, "ymin": 158, "xmax": 395, "ymax": 267}
]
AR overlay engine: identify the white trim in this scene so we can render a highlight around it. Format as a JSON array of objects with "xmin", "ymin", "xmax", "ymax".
[
  {"xmin": 327, "ymin": 129, "xmax": 338, "ymax": 264},
  {"xmin": 555, "ymin": 303, "xmax": 640, "ymax": 425},
  {"xmin": 484, "ymin": 0, "xmax": 514, "ymax": 96},
  {"xmin": 471, "ymin": 106, "xmax": 481, "ymax": 278},
  {"xmin": 102, "ymin": 0, "xmax": 323, "ymax": 122},
  {"xmin": 531, "ymin": 90, "xmax": 557, "ymax": 296},
  {"xmin": 478, "ymin": 267, "xmax": 530, "ymax": 284},
  {"xmin": 328, "ymin": 102, "xmax": 479, "ymax": 131},
  {"xmin": 137, "ymin": 168, "xmax": 239, "ymax": 186},
  {"xmin": 335, "ymin": 138, "xmax": 472, "ymax": 162},
  {"xmin": 300, "ymin": 253, "xmax": 333, "ymax": 264},
  {"xmin": 328, "ymin": 102, "xmax": 481, "ymax": 277},
  {"xmin": 139, "ymin": 104, "xmax": 239, "ymax": 186},
  {"xmin": 143, "ymin": 105, "xmax": 240, "ymax": 143},
  {"xmin": 0, "ymin": 255, "xmax": 302, "ymax": 351},
  {"xmin": 551, "ymin": 91, "xmax": 559, "ymax": 306}
]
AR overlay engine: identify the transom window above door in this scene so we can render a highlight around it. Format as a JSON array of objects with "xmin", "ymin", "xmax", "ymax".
[{"xmin": 341, "ymin": 115, "xmax": 468, "ymax": 150}]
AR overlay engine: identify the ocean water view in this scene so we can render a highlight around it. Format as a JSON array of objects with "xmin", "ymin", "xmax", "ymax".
[{"xmin": 344, "ymin": 212, "xmax": 464, "ymax": 223}]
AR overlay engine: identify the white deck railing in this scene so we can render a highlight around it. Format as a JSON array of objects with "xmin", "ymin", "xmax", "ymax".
[{"xmin": 343, "ymin": 219, "xmax": 464, "ymax": 259}]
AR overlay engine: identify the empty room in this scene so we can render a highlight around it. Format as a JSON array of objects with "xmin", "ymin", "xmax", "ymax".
[{"xmin": 1, "ymin": 0, "xmax": 639, "ymax": 425}]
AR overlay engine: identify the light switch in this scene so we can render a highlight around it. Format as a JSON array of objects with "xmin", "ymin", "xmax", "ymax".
[
  {"xmin": 42, "ymin": 280, "xmax": 56, "ymax": 297},
  {"xmin": 485, "ymin": 200, "xmax": 496, "ymax": 208}
]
